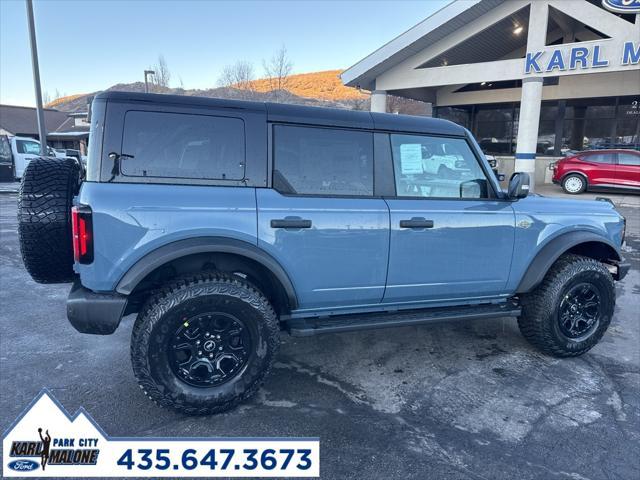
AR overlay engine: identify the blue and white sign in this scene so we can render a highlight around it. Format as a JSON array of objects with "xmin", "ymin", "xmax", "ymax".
[
  {"xmin": 602, "ymin": 0, "xmax": 640, "ymax": 14},
  {"xmin": 525, "ymin": 41, "xmax": 640, "ymax": 74},
  {"xmin": 3, "ymin": 390, "xmax": 320, "ymax": 477}
]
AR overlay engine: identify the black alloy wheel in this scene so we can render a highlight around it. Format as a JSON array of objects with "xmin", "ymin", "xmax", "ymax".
[
  {"xmin": 558, "ymin": 283, "xmax": 602, "ymax": 340},
  {"xmin": 169, "ymin": 312, "xmax": 252, "ymax": 388}
]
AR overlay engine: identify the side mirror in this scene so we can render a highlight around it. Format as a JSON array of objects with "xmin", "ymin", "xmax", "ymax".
[{"xmin": 508, "ymin": 172, "xmax": 530, "ymax": 200}]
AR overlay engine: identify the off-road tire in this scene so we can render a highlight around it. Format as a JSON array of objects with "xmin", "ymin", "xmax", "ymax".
[
  {"xmin": 131, "ymin": 272, "xmax": 279, "ymax": 415},
  {"xmin": 518, "ymin": 254, "xmax": 615, "ymax": 357},
  {"xmin": 561, "ymin": 174, "xmax": 587, "ymax": 194},
  {"xmin": 18, "ymin": 157, "xmax": 80, "ymax": 283}
]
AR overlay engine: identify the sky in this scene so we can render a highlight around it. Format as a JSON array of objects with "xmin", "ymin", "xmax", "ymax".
[{"xmin": 0, "ymin": 0, "xmax": 449, "ymax": 107}]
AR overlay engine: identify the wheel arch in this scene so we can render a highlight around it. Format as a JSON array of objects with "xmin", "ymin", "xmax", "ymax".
[
  {"xmin": 561, "ymin": 170, "xmax": 589, "ymax": 184},
  {"xmin": 116, "ymin": 237, "xmax": 298, "ymax": 314},
  {"xmin": 516, "ymin": 231, "xmax": 621, "ymax": 293}
]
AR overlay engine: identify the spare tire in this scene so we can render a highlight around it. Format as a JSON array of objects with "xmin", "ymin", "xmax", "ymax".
[{"xmin": 18, "ymin": 157, "xmax": 81, "ymax": 283}]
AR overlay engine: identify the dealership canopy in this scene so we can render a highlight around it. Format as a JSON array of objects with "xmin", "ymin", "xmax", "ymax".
[{"xmin": 341, "ymin": 0, "xmax": 640, "ymax": 187}]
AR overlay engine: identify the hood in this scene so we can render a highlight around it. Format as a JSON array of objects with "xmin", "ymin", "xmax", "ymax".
[{"xmin": 515, "ymin": 194, "xmax": 622, "ymax": 218}]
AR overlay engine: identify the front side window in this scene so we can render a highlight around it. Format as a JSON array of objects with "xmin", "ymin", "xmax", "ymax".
[
  {"xmin": 273, "ymin": 125, "xmax": 373, "ymax": 196},
  {"xmin": 390, "ymin": 134, "xmax": 490, "ymax": 199},
  {"xmin": 618, "ymin": 152, "xmax": 640, "ymax": 166},
  {"xmin": 17, "ymin": 140, "xmax": 41, "ymax": 155},
  {"xmin": 121, "ymin": 111, "xmax": 245, "ymax": 180}
]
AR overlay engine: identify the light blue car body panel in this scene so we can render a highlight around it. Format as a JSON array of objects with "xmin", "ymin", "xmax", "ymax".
[
  {"xmin": 383, "ymin": 198, "xmax": 515, "ymax": 304},
  {"xmin": 76, "ymin": 180, "xmax": 624, "ymax": 318},
  {"xmin": 504, "ymin": 195, "xmax": 625, "ymax": 292},
  {"xmin": 76, "ymin": 182, "xmax": 258, "ymax": 292},
  {"xmin": 256, "ymin": 188, "xmax": 390, "ymax": 310}
]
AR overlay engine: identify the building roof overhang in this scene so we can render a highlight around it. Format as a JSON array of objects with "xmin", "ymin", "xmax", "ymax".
[{"xmin": 341, "ymin": 0, "xmax": 505, "ymax": 90}]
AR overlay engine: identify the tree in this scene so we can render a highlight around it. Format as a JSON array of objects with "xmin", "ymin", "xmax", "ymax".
[
  {"xmin": 147, "ymin": 54, "xmax": 171, "ymax": 92},
  {"xmin": 350, "ymin": 96, "xmax": 369, "ymax": 111},
  {"xmin": 218, "ymin": 60, "xmax": 256, "ymax": 99},
  {"xmin": 262, "ymin": 45, "xmax": 293, "ymax": 101},
  {"xmin": 386, "ymin": 95, "xmax": 431, "ymax": 116}
]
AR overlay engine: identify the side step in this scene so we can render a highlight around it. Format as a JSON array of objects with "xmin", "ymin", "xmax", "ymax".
[{"xmin": 287, "ymin": 303, "xmax": 521, "ymax": 337}]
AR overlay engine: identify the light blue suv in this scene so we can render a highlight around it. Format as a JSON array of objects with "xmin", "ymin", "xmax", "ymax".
[{"xmin": 18, "ymin": 92, "xmax": 629, "ymax": 414}]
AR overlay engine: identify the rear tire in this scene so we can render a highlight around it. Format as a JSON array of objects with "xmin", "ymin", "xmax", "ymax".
[
  {"xmin": 518, "ymin": 254, "xmax": 615, "ymax": 357},
  {"xmin": 18, "ymin": 157, "xmax": 80, "ymax": 283},
  {"xmin": 561, "ymin": 174, "xmax": 587, "ymax": 194},
  {"xmin": 131, "ymin": 272, "xmax": 279, "ymax": 415}
]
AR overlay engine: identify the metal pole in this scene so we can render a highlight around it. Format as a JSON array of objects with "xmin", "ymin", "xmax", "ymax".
[
  {"xmin": 144, "ymin": 70, "xmax": 155, "ymax": 94},
  {"xmin": 25, "ymin": 0, "xmax": 47, "ymax": 156}
]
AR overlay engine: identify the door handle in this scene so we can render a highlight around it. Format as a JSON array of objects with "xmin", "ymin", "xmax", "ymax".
[
  {"xmin": 270, "ymin": 218, "xmax": 312, "ymax": 229},
  {"xmin": 399, "ymin": 217, "xmax": 434, "ymax": 229}
]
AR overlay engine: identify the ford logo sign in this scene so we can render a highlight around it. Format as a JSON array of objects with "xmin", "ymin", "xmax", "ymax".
[
  {"xmin": 602, "ymin": 0, "xmax": 640, "ymax": 13},
  {"xmin": 8, "ymin": 459, "xmax": 39, "ymax": 471}
]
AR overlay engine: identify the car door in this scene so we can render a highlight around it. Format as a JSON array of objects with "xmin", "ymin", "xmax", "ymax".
[
  {"xmin": 383, "ymin": 133, "xmax": 515, "ymax": 305},
  {"xmin": 257, "ymin": 124, "xmax": 389, "ymax": 312},
  {"xmin": 580, "ymin": 152, "xmax": 617, "ymax": 186},
  {"xmin": 615, "ymin": 151, "xmax": 640, "ymax": 187},
  {"xmin": 13, "ymin": 139, "xmax": 41, "ymax": 178}
]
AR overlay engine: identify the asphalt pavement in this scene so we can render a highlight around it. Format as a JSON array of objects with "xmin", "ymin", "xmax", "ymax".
[{"xmin": 0, "ymin": 190, "xmax": 638, "ymax": 479}]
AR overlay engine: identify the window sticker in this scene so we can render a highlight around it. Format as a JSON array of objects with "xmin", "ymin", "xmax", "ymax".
[{"xmin": 399, "ymin": 144, "xmax": 423, "ymax": 174}]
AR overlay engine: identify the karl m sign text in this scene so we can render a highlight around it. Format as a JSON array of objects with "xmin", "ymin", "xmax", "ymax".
[{"xmin": 526, "ymin": 42, "xmax": 640, "ymax": 74}]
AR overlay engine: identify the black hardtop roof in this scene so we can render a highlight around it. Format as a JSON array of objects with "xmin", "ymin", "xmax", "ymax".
[{"xmin": 95, "ymin": 91, "xmax": 466, "ymax": 136}]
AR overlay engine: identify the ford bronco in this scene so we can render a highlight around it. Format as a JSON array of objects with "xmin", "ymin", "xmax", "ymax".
[{"xmin": 18, "ymin": 92, "xmax": 629, "ymax": 414}]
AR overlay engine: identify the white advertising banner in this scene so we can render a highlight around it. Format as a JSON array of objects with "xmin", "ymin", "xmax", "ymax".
[{"xmin": 3, "ymin": 390, "xmax": 319, "ymax": 477}]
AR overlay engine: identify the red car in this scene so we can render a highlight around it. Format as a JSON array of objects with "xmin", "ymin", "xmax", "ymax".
[{"xmin": 551, "ymin": 149, "xmax": 640, "ymax": 194}]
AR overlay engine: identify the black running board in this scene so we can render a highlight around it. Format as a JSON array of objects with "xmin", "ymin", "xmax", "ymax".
[{"xmin": 287, "ymin": 303, "xmax": 521, "ymax": 337}]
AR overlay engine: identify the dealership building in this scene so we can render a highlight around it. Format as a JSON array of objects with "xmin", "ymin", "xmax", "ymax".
[{"xmin": 341, "ymin": 0, "xmax": 640, "ymax": 188}]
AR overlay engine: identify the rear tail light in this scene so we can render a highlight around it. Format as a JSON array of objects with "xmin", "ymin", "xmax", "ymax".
[{"xmin": 71, "ymin": 205, "xmax": 94, "ymax": 264}]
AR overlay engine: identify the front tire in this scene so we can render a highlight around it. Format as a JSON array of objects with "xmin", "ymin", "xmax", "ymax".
[
  {"xmin": 561, "ymin": 174, "xmax": 587, "ymax": 194},
  {"xmin": 518, "ymin": 254, "xmax": 615, "ymax": 357},
  {"xmin": 131, "ymin": 272, "xmax": 279, "ymax": 415}
]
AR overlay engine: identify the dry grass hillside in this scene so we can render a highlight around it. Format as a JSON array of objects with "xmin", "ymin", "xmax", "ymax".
[
  {"xmin": 248, "ymin": 70, "xmax": 367, "ymax": 101},
  {"xmin": 46, "ymin": 94, "xmax": 86, "ymax": 108}
]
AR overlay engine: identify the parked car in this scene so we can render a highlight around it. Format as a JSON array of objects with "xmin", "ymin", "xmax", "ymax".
[
  {"xmin": 18, "ymin": 92, "xmax": 629, "ymax": 415},
  {"xmin": 9, "ymin": 136, "xmax": 67, "ymax": 179},
  {"xmin": 551, "ymin": 149, "xmax": 640, "ymax": 194}
]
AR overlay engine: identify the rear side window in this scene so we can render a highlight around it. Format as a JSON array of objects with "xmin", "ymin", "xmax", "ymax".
[
  {"xmin": 121, "ymin": 111, "xmax": 245, "ymax": 180},
  {"xmin": 583, "ymin": 153, "xmax": 614, "ymax": 164},
  {"xmin": 618, "ymin": 152, "xmax": 640, "ymax": 166},
  {"xmin": 273, "ymin": 125, "xmax": 373, "ymax": 196}
]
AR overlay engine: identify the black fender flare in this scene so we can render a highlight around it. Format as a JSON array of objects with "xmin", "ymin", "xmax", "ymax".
[
  {"xmin": 516, "ymin": 231, "xmax": 621, "ymax": 293},
  {"xmin": 115, "ymin": 237, "xmax": 298, "ymax": 309}
]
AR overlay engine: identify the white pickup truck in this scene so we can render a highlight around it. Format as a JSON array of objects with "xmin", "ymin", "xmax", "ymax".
[{"xmin": 1, "ymin": 135, "xmax": 67, "ymax": 180}]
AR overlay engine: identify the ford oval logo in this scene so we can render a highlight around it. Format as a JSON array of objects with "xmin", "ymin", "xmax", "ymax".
[
  {"xmin": 602, "ymin": 0, "xmax": 640, "ymax": 13},
  {"xmin": 8, "ymin": 459, "xmax": 39, "ymax": 471}
]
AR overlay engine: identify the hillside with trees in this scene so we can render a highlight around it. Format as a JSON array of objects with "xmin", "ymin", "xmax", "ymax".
[{"xmin": 46, "ymin": 50, "xmax": 427, "ymax": 115}]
